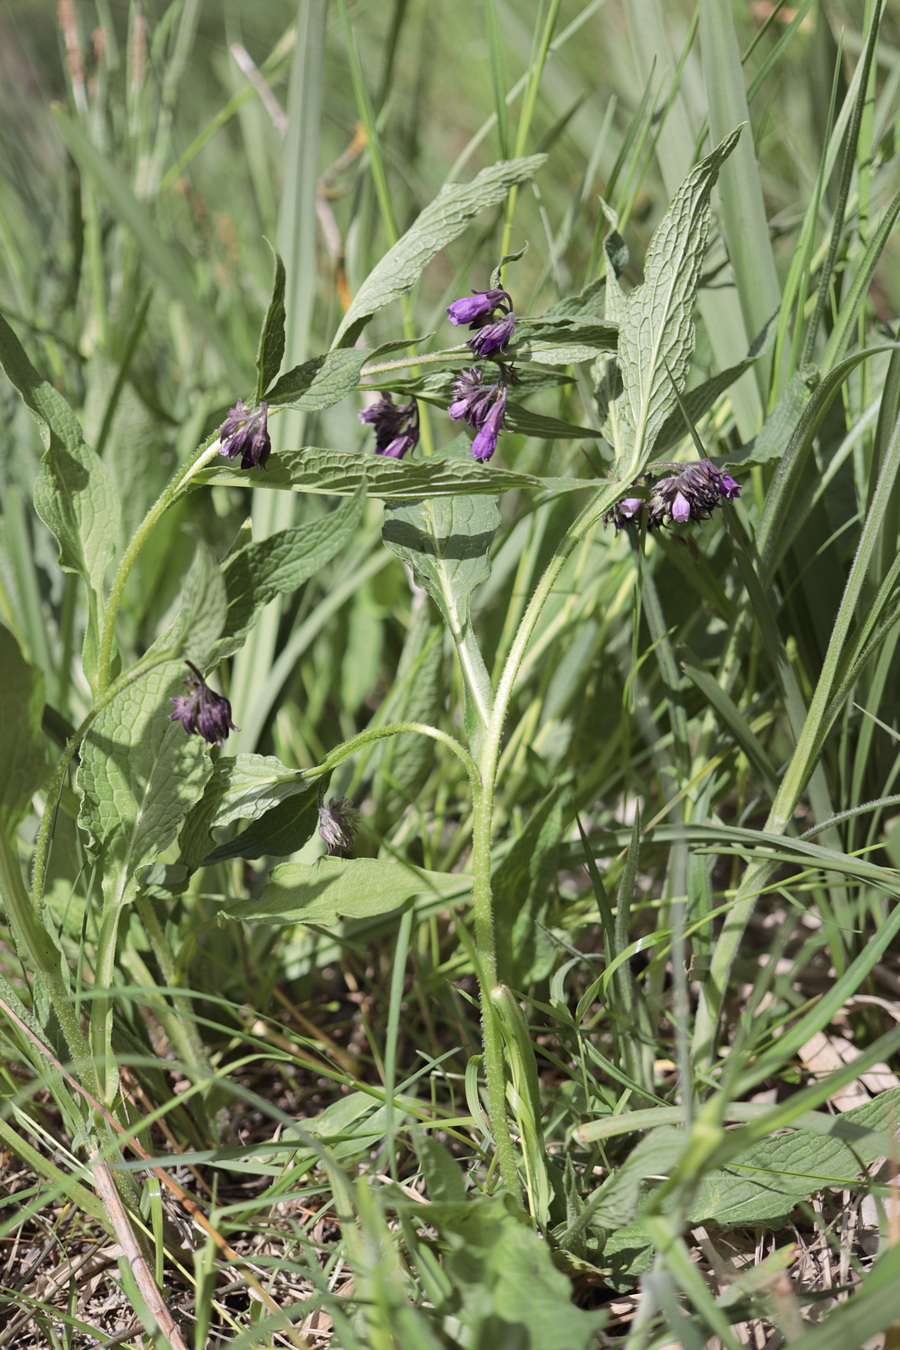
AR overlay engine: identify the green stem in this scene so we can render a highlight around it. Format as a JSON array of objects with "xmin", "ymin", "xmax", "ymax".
[
  {"xmin": 464, "ymin": 481, "xmax": 618, "ymax": 1202},
  {"xmin": 96, "ymin": 436, "xmax": 222, "ymax": 696},
  {"xmin": 317, "ymin": 720, "xmax": 479, "ymax": 785},
  {"xmin": 134, "ymin": 894, "xmax": 216, "ymax": 1090}
]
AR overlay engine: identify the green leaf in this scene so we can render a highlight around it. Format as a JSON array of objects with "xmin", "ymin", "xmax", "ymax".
[
  {"xmin": 199, "ymin": 446, "xmax": 590, "ymax": 499},
  {"xmin": 512, "ymin": 317, "xmax": 618, "ymax": 365},
  {"xmin": 332, "ymin": 154, "xmax": 547, "ymax": 347},
  {"xmin": 177, "ymin": 753, "xmax": 322, "ymax": 869},
  {"xmin": 0, "ymin": 626, "xmax": 49, "ymax": 836},
  {"xmin": 725, "ymin": 366, "xmax": 819, "ymax": 467},
  {"xmin": 434, "ymin": 1195, "xmax": 607, "ymax": 1349},
  {"xmin": 210, "ymin": 485, "xmax": 366, "ymax": 663},
  {"xmin": 147, "ymin": 538, "xmax": 227, "ymax": 670},
  {"xmin": 256, "ymin": 247, "xmax": 287, "ymax": 401},
  {"xmin": 583, "ymin": 1128, "xmax": 686, "ymax": 1233},
  {"xmin": 264, "ymin": 347, "xmax": 371, "ymax": 408},
  {"xmin": 615, "ymin": 127, "xmax": 743, "ymax": 477},
  {"xmin": 382, "ymin": 494, "xmax": 498, "ymax": 744},
  {"xmin": 688, "ymin": 1089, "xmax": 900, "ymax": 1228},
  {"xmin": 0, "ymin": 312, "xmax": 121, "ymax": 603},
  {"xmin": 77, "ymin": 666, "xmax": 213, "ymax": 908},
  {"xmin": 502, "ymin": 402, "xmax": 604, "ymax": 440},
  {"xmin": 494, "ymin": 790, "xmax": 562, "ymax": 987},
  {"xmin": 226, "ymin": 856, "xmax": 467, "ymax": 925}
]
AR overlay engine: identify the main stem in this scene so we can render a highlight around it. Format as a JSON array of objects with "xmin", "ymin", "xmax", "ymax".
[{"xmin": 469, "ymin": 482, "xmax": 616, "ymax": 1200}]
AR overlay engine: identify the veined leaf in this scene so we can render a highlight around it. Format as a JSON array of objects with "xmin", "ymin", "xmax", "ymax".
[
  {"xmin": 146, "ymin": 538, "xmax": 227, "ymax": 670},
  {"xmin": 0, "ymin": 313, "xmax": 120, "ymax": 605},
  {"xmin": 226, "ymin": 856, "xmax": 469, "ymax": 925},
  {"xmin": 197, "ymin": 447, "xmax": 590, "ymax": 499},
  {"xmin": 615, "ymin": 127, "xmax": 743, "ymax": 477},
  {"xmin": 177, "ymin": 752, "xmax": 323, "ymax": 868},
  {"xmin": 332, "ymin": 155, "xmax": 547, "ymax": 347},
  {"xmin": 256, "ymin": 247, "xmax": 287, "ymax": 401},
  {"xmin": 210, "ymin": 485, "xmax": 366, "ymax": 663},
  {"xmin": 264, "ymin": 347, "xmax": 371, "ymax": 408},
  {"xmin": 0, "ymin": 626, "xmax": 49, "ymax": 836},
  {"xmin": 512, "ymin": 317, "xmax": 618, "ymax": 365},
  {"xmin": 77, "ymin": 666, "xmax": 212, "ymax": 909}
]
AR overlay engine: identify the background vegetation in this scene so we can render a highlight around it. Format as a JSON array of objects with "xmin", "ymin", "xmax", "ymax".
[{"xmin": 1, "ymin": 1, "xmax": 900, "ymax": 1346}]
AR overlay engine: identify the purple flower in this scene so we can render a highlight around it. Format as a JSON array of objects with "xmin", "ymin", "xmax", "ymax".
[
  {"xmin": 318, "ymin": 795, "xmax": 360, "ymax": 857},
  {"xmin": 359, "ymin": 393, "xmax": 419, "ymax": 459},
  {"xmin": 649, "ymin": 458, "xmax": 743, "ymax": 526},
  {"xmin": 446, "ymin": 288, "xmax": 511, "ymax": 327},
  {"xmin": 169, "ymin": 662, "xmax": 237, "ymax": 746},
  {"xmin": 604, "ymin": 460, "xmax": 742, "ymax": 533},
  {"xmin": 449, "ymin": 368, "xmax": 508, "ymax": 463},
  {"xmin": 468, "ymin": 310, "xmax": 516, "ymax": 357},
  {"xmin": 219, "ymin": 399, "xmax": 271, "ymax": 469},
  {"xmin": 604, "ymin": 496, "xmax": 645, "ymax": 531}
]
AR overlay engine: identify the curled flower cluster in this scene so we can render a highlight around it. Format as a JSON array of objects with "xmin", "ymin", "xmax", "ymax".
[
  {"xmin": 449, "ymin": 366, "xmax": 509, "ymax": 463},
  {"xmin": 443, "ymin": 284, "xmax": 518, "ymax": 463},
  {"xmin": 358, "ymin": 393, "xmax": 420, "ymax": 460},
  {"xmin": 218, "ymin": 399, "xmax": 271, "ymax": 469},
  {"xmin": 169, "ymin": 662, "xmax": 237, "ymax": 746},
  {"xmin": 605, "ymin": 459, "xmax": 742, "ymax": 532}
]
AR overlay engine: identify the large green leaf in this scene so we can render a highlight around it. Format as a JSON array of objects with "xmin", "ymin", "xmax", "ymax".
[
  {"xmin": 493, "ymin": 790, "xmax": 562, "ymax": 987},
  {"xmin": 0, "ymin": 626, "xmax": 49, "ymax": 836},
  {"xmin": 332, "ymin": 155, "xmax": 547, "ymax": 347},
  {"xmin": 614, "ymin": 127, "xmax": 743, "ymax": 477},
  {"xmin": 226, "ymin": 856, "xmax": 468, "ymax": 924},
  {"xmin": 77, "ymin": 666, "xmax": 212, "ymax": 909},
  {"xmin": 177, "ymin": 753, "xmax": 321, "ymax": 869},
  {"xmin": 0, "ymin": 313, "xmax": 120, "ymax": 607},
  {"xmin": 264, "ymin": 347, "xmax": 371, "ymax": 408},
  {"xmin": 382, "ymin": 493, "xmax": 499, "ymax": 743},
  {"xmin": 256, "ymin": 247, "xmax": 287, "ymax": 401},
  {"xmin": 199, "ymin": 446, "xmax": 589, "ymax": 498},
  {"xmin": 688, "ymin": 1089, "xmax": 900, "ymax": 1228},
  {"xmin": 209, "ymin": 485, "xmax": 366, "ymax": 663}
]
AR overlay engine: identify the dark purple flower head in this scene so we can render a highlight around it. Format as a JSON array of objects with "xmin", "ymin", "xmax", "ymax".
[
  {"xmin": 446, "ymin": 288, "xmax": 511, "ymax": 327},
  {"xmin": 605, "ymin": 459, "xmax": 742, "ymax": 533},
  {"xmin": 169, "ymin": 662, "xmax": 237, "ymax": 746},
  {"xmin": 450, "ymin": 368, "xmax": 508, "ymax": 463},
  {"xmin": 318, "ymin": 795, "xmax": 360, "ymax": 857},
  {"xmin": 219, "ymin": 399, "xmax": 271, "ymax": 469},
  {"xmin": 359, "ymin": 393, "xmax": 419, "ymax": 459},
  {"xmin": 468, "ymin": 310, "xmax": 516, "ymax": 357},
  {"xmin": 649, "ymin": 458, "xmax": 742, "ymax": 526}
]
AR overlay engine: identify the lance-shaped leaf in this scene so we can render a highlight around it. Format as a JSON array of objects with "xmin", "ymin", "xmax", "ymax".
[
  {"xmin": 615, "ymin": 127, "xmax": 743, "ymax": 477},
  {"xmin": 511, "ymin": 317, "xmax": 618, "ymax": 365},
  {"xmin": 198, "ymin": 447, "xmax": 589, "ymax": 499},
  {"xmin": 145, "ymin": 538, "xmax": 227, "ymax": 670},
  {"xmin": 332, "ymin": 155, "xmax": 546, "ymax": 348},
  {"xmin": 77, "ymin": 666, "xmax": 212, "ymax": 909},
  {"xmin": 0, "ymin": 313, "xmax": 120, "ymax": 603},
  {"xmin": 0, "ymin": 626, "xmax": 49, "ymax": 837},
  {"xmin": 225, "ymin": 856, "xmax": 467, "ymax": 925},
  {"xmin": 256, "ymin": 247, "xmax": 287, "ymax": 401},
  {"xmin": 264, "ymin": 347, "xmax": 371, "ymax": 409},
  {"xmin": 382, "ymin": 494, "xmax": 498, "ymax": 746},
  {"xmin": 209, "ymin": 485, "xmax": 365, "ymax": 664}
]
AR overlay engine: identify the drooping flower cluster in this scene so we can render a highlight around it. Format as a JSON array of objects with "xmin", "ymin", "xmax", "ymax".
[
  {"xmin": 605, "ymin": 459, "xmax": 741, "ymax": 532},
  {"xmin": 169, "ymin": 662, "xmax": 237, "ymax": 746},
  {"xmin": 446, "ymin": 288, "xmax": 516, "ymax": 357},
  {"xmin": 317, "ymin": 795, "xmax": 360, "ymax": 857},
  {"xmin": 218, "ymin": 399, "xmax": 271, "ymax": 469},
  {"xmin": 443, "ymin": 284, "xmax": 519, "ymax": 463},
  {"xmin": 449, "ymin": 367, "xmax": 509, "ymax": 463},
  {"xmin": 358, "ymin": 393, "xmax": 420, "ymax": 459}
]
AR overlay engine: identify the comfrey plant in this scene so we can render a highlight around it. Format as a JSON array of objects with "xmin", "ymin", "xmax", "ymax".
[{"xmin": 38, "ymin": 119, "xmax": 899, "ymax": 1262}]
